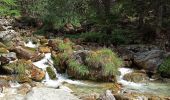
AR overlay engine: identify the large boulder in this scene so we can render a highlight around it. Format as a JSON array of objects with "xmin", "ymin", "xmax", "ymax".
[
  {"xmin": 2, "ymin": 60, "xmax": 45, "ymax": 83},
  {"xmin": 54, "ymin": 48, "xmax": 122, "ymax": 82},
  {"xmin": 117, "ymin": 45, "xmax": 167, "ymax": 76},
  {"xmin": 25, "ymin": 87, "xmax": 80, "ymax": 100},
  {"xmin": 9, "ymin": 46, "xmax": 34, "ymax": 60}
]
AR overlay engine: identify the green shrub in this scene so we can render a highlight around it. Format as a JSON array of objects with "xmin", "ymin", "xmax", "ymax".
[
  {"xmin": 80, "ymin": 29, "xmax": 128, "ymax": 45},
  {"xmin": 85, "ymin": 48, "xmax": 122, "ymax": 76},
  {"xmin": 46, "ymin": 67, "xmax": 56, "ymax": 80},
  {"xmin": 0, "ymin": 0, "xmax": 20, "ymax": 16},
  {"xmin": 158, "ymin": 57, "xmax": 170, "ymax": 76}
]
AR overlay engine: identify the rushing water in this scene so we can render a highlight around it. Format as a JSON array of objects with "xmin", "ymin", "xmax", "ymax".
[
  {"xmin": 118, "ymin": 67, "xmax": 170, "ymax": 96},
  {"xmin": 24, "ymin": 40, "xmax": 37, "ymax": 48},
  {"xmin": 25, "ymin": 41, "xmax": 170, "ymax": 96}
]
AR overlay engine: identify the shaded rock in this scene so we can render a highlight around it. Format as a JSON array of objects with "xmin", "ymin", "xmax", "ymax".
[
  {"xmin": 73, "ymin": 45, "xmax": 84, "ymax": 51},
  {"xmin": 0, "ymin": 56, "xmax": 10, "ymax": 65},
  {"xmin": 0, "ymin": 25, "xmax": 5, "ymax": 31},
  {"xmin": 31, "ymin": 53, "xmax": 45, "ymax": 62},
  {"xmin": 123, "ymin": 72, "xmax": 149, "ymax": 83},
  {"xmin": 63, "ymin": 23, "xmax": 75, "ymax": 34},
  {"xmin": 99, "ymin": 90, "xmax": 116, "ymax": 100},
  {"xmin": 117, "ymin": 45, "xmax": 167, "ymax": 75},
  {"xmin": 40, "ymin": 38, "xmax": 48, "ymax": 45}
]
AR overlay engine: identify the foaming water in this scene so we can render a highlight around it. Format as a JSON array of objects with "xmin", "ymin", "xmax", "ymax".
[
  {"xmin": 33, "ymin": 53, "xmax": 87, "ymax": 88},
  {"xmin": 24, "ymin": 40, "xmax": 37, "ymax": 48},
  {"xmin": 118, "ymin": 68, "xmax": 143, "ymax": 87}
]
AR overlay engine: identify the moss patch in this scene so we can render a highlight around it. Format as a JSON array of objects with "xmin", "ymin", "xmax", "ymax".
[{"xmin": 46, "ymin": 67, "xmax": 56, "ymax": 80}]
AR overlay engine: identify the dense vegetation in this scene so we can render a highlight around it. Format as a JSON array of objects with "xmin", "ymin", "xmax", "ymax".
[{"xmin": 1, "ymin": 0, "xmax": 170, "ymax": 44}]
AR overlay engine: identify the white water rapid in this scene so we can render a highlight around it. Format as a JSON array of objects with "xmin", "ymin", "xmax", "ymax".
[
  {"xmin": 24, "ymin": 40, "xmax": 37, "ymax": 48},
  {"xmin": 25, "ymin": 41, "xmax": 86, "ymax": 89},
  {"xmin": 118, "ymin": 68, "xmax": 143, "ymax": 87}
]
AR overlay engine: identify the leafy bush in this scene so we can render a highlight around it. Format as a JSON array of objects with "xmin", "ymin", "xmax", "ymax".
[
  {"xmin": 0, "ymin": 0, "xmax": 20, "ymax": 16},
  {"xmin": 158, "ymin": 57, "xmax": 170, "ymax": 76}
]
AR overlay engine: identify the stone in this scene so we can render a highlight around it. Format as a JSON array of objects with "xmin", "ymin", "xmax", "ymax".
[
  {"xmin": 99, "ymin": 90, "xmax": 116, "ymax": 100},
  {"xmin": 0, "ymin": 25, "xmax": 5, "ymax": 31},
  {"xmin": 80, "ymin": 93, "xmax": 99, "ymax": 100},
  {"xmin": 123, "ymin": 72, "xmax": 149, "ymax": 83},
  {"xmin": 2, "ymin": 60, "xmax": 45, "ymax": 82},
  {"xmin": 9, "ymin": 46, "xmax": 34, "ymax": 60},
  {"xmin": 17, "ymin": 83, "xmax": 32, "ymax": 95},
  {"xmin": 117, "ymin": 45, "xmax": 167, "ymax": 76},
  {"xmin": 31, "ymin": 53, "xmax": 45, "ymax": 62},
  {"xmin": 38, "ymin": 46, "xmax": 51, "ymax": 53},
  {"xmin": 25, "ymin": 87, "xmax": 80, "ymax": 100}
]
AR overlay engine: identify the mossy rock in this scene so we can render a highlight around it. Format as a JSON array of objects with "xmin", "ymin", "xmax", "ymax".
[
  {"xmin": 0, "ymin": 47, "xmax": 8, "ymax": 54},
  {"xmin": 40, "ymin": 39, "xmax": 48, "ymax": 45},
  {"xmin": 158, "ymin": 57, "xmax": 170, "ymax": 78},
  {"xmin": 46, "ymin": 67, "xmax": 57, "ymax": 80},
  {"xmin": 2, "ymin": 60, "xmax": 45, "ymax": 82},
  {"xmin": 66, "ymin": 49, "xmax": 123, "ymax": 82},
  {"xmin": 123, "ymin": 72, "xmax": 149, "ymax": 83}
]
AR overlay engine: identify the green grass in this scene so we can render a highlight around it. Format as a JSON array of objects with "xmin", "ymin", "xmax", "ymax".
[
  {"xmin": 67, "ymin": 59, "xmax": 89, "ymax": 76},
  {"xmin": 85, "ymin": 48, "xmax": 123, "ymax": 76}
]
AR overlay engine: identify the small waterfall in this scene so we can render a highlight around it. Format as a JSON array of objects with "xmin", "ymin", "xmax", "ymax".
[
  {"xmin": 118, "ymin": 68, "xmax": 143, "ymax": 87},
  {"xmin": 24, "ymin": 40, "xmax": 37, "ymax": 48},
  {"xmin": 33, "ymin": 53, "xmax": 86, "ymax": 88}
]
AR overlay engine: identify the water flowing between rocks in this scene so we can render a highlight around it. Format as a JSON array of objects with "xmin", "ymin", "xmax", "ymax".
[{"xmin": 24, "ymin": 40, "xmax": 170, "ymax": 97}]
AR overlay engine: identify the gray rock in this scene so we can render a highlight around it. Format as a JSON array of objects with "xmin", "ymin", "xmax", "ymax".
[
  {"xmin": 99, "ymin": 90, "xmax": 116, "ymax": 100},
  {"xmin": 24, "ymin": 87, "xmax": 80, "ymax": 100}
]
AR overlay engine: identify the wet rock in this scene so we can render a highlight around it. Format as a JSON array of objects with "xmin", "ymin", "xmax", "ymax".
[
  {"xmin": 2, "ymin": 60, "xmax": 45, "ymax": 82},
  {"xmin": 38, "ymin": 46, "xmax": 51, "ymax": 53},
  {"xmin": 31, "ymin": 53, "xmax": 45, "ymax": 62},
  {"xmin": 99, "ymin": 90, "xmax": 116, "ymax": 100},
  {"xmin": 123, "ymin": 72, "xmax": 149, "ymax": 83}
]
